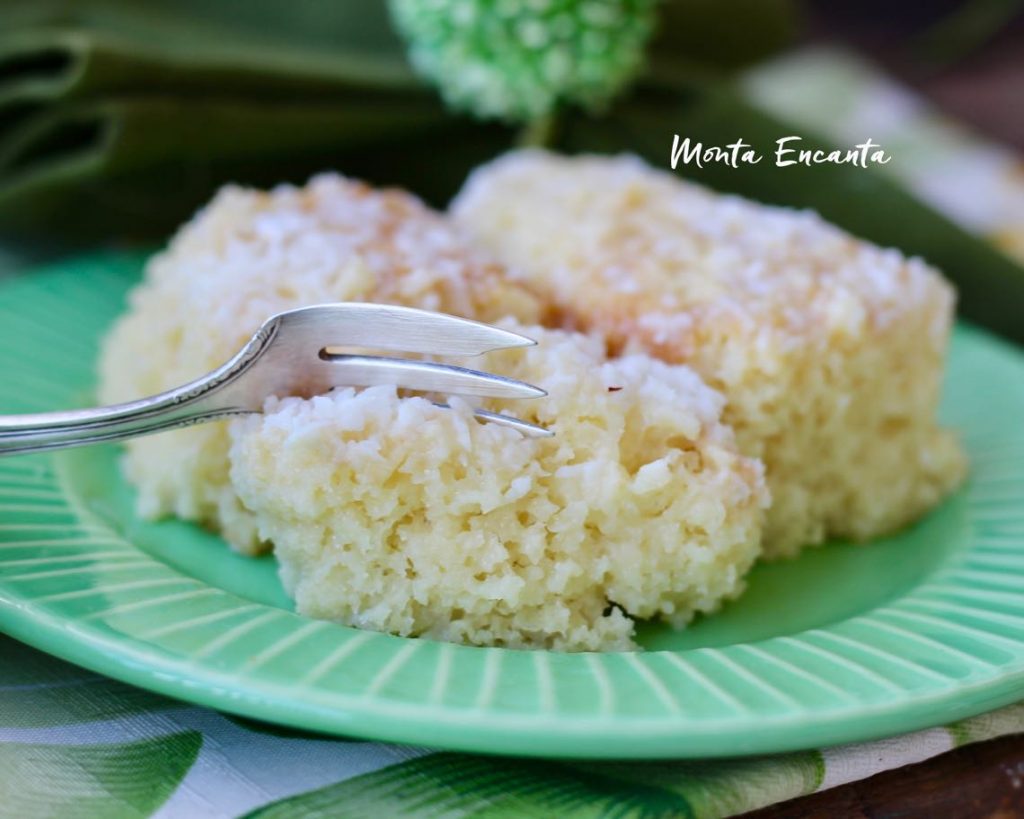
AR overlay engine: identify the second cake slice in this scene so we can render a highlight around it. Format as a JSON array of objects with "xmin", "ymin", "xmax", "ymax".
[{"xmin": 452, "ymin": 150, "xmax": 967, "ymax": 557}]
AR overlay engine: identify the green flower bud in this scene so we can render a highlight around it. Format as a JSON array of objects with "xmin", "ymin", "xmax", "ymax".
[{"xmin": 389, "ymin": 0, "xmax": 658, "ymax": 123}]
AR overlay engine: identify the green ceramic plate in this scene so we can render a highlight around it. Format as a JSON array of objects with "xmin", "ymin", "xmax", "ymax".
[{"xmin": 2, "ymin": 253, "xmax": 1023, "ymax": 759}]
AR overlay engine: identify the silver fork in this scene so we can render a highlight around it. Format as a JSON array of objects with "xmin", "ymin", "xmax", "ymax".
[{"xmin": 0, "ymin": 303, "xmax": 551, "ymax": 456}]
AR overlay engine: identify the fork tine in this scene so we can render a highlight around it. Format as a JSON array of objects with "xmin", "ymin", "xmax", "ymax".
[
  {"xmin": 278, "ymin": 303, "xmax": 537, "ymax": 357},
  {"xmin": 319, "ymin": 354, "xmax": 546, "ymax": 399},
  {"xmin": 433, "ymin": 404, "xmax": 554, "ymax": 438}
]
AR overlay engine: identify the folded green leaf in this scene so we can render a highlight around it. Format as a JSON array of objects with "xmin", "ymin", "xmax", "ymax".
[
  {"xmin": 0, "ymin": 24, "xmax": 421, "ymax": 120},
  {"xmin": 4, "ymin": 0, "xmax": 407, "ymax": 66},
  {"xmin": 0, "ymin": 95, "xmax": 511, "ymax": 243}
]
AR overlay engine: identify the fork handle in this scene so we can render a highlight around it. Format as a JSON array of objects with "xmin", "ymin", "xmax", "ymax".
[
  {"xmin": 0, "ymin": 321, "xmax": 274, "ymax": 457},
  {"xmin": 0, "ymin": 375, "xmax": 244, "ymax": 457},
  {"xmin": 0, "ymin": 405, "xmax": 233, "ymax": 456}
]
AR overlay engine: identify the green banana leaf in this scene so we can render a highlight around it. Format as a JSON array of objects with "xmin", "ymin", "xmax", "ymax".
[
  {"xmin": 3, "ymin": 0, "xmax": 407, "ymax": 63},
  {"xmin": 0, "ymin": 94, "xmax": 510, "ymax": 243},
  {"xmin": 0, "ymin": 0, "xmax": 519, "ymax": 244},
  {"xmin": 0, "ymin": 27, "xmax": 419, "ymax": 119}
]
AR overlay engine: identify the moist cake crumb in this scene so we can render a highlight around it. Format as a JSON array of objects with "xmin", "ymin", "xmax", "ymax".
[{"xmin": 229, "ymin": 324, "xmax": 768, "ymax": 651}]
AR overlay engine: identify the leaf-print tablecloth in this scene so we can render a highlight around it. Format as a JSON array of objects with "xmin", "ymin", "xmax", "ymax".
[
  {"xmin": 4, "ymin": 47, "xmax": 1024, "ymax": 819},
  {"xmin": 3, "ymin": 631, "xmax": 1024, "ymax": 818}
]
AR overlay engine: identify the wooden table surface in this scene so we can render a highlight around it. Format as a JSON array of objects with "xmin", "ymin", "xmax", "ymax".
[{"xmin": 745, "ymin": 734, "xmax": 1024, "ymax": 818}]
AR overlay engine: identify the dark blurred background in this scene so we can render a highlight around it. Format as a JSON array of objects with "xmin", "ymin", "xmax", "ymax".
[{"xmin": 808, "ymin": 1, "xmax": 1024, "ymax": 149}]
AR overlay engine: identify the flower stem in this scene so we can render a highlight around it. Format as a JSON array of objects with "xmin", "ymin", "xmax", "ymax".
[{"xmin": 518, "ymin": 112, "xmax": 558, "ymax": 148}]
